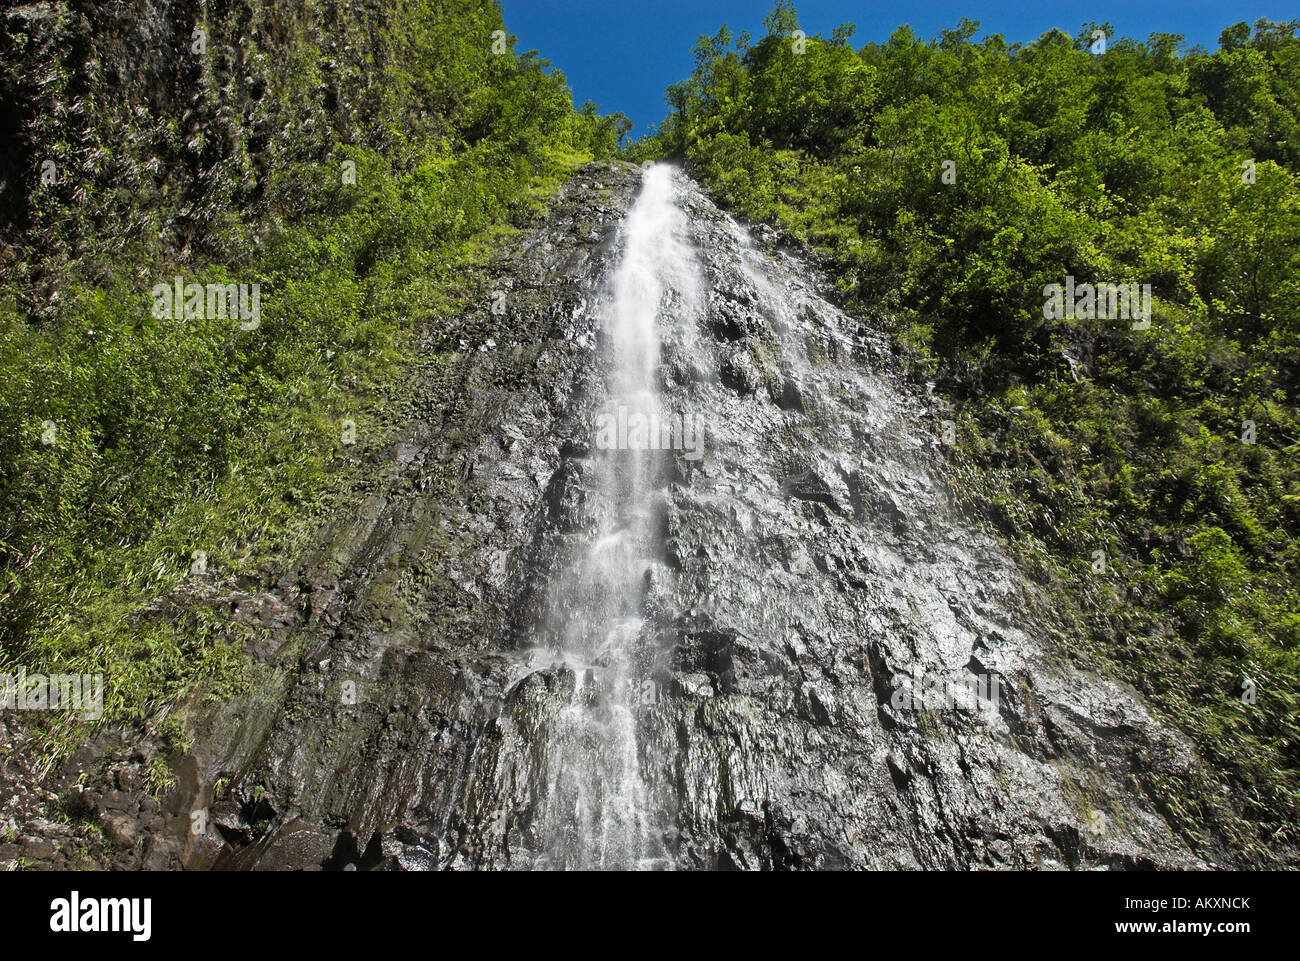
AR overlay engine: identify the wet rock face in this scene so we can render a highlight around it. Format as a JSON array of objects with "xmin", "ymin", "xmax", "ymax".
[
  {"xmin": 432, "ymin": 166, "xmax": 1209, "ymax": 871},
  {"xmin": 24, "ymin": 161, "xmax": 1218, "ymax": 871},
  {"xmin": 0, "ymin": 719, "xmax": 186, "ymax": 871}
]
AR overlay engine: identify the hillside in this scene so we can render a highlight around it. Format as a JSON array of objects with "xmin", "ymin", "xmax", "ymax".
[
  {"xmin": 0, "ymin": 0, "xmax": 625, "ymax": 758},
  {"xmin": 631, "ymin": 2, "xmax": 1300, "ymax": 860}
]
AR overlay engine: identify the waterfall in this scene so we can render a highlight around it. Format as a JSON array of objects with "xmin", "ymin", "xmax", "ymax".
[
  {"xmin": 429, "ymin": 161, "xmax": 1203, "ymax": 872},
  {"xmin": 524, "ymin": 164, "xmax": 702, "ymax": 869}
]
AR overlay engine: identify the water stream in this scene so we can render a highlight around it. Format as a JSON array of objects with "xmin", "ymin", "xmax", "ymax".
[{"xmin": 523, "ymin": 164, "xmax": 702, "ymax": 869}]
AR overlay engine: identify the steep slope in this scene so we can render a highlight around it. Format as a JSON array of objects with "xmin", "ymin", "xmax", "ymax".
[
  {"xmin": 634, "ymin": 6, "xmax": 1300, "ymax": 862},
  {"xmin": 21, "ymin": 162, "xmax": 1234, "ymax": 870},
  {"xmin": 2, "ymin": 2, "xmax": 1284, "ymax": 871},
  {"xmin": 0, "ymin": 0, "xmax": 625, "ymax": 869},
  {"xmin": 0, "ymin": 0, "xmax": 623, "ymax": 765},
  {"xmin": 432, "ymin": 164, "xmax": 1216, "ymax": 869}
]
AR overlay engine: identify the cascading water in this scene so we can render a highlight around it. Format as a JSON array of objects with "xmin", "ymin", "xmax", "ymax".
[
  {"xmin": 522, "ymin": 164, "xmax": 703, "ymax": 869},
  {"xmin": 276, "ymin": 159, "xmax": 1211, "ymax": 873}
]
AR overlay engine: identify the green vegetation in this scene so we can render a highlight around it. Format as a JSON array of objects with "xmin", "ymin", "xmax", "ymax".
[
  {"xmin": 633, "ymin": 3, "xmax": 1299, "ymax": 859},
  {"xmin": 0, "ymin": 0, "xmax": 626, "ymax": 760}
]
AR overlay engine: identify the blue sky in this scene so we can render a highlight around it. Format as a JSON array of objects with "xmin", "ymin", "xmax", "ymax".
[{"xmin": 501, "ymin": 0, "xmax": 1300, "ymax": 138}]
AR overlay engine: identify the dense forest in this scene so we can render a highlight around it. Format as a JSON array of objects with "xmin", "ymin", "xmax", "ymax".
[
  {"xmin": 632, "ymin": 3, "xmax": 1299, "ymax": 858},
  {"xmin": 0, "ymin": 0, "xmax": 625, "ymax": 767}
]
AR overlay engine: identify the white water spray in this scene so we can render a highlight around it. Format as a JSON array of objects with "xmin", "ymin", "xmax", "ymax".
[{"xmin": 528, "ymin": 164, "xmax": 702, "ymax": 869}]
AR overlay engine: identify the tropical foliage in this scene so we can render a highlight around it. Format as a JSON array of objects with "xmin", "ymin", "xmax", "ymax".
[
  {"xmin": 0, "ymin": 0, "xmax": 627, "ymax": 751},
  {"xmin": 633, "ymin": 3, "xmax": 1300, "ymax": 859}
]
